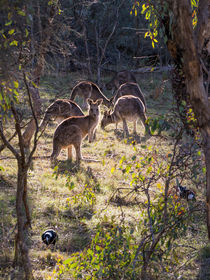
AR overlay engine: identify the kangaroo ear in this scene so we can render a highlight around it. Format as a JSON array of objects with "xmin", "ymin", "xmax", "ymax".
[
  {"xmin": 96, "ymin": 98, "xmax": 103, "ymax": 105},
  {"xmin": 87, "ymin": 98, "xmax": 93, "ymax": 105}
]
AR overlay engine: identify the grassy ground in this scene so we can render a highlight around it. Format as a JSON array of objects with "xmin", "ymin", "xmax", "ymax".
[{"xmin": 0, "ymin": 71, "xmax": 209, "ymax": 279}]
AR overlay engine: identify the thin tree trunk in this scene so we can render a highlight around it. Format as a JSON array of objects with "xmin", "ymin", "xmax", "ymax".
[
  {"xmin": 96, "ymin": 0, "xmax": 125, "ymax": 84},
  {"xmin": 83, "ymin": 23, "xmax": 93, "ymax": 79},
  {"xmin": 15, "ymin": 167, "xmax": 34, "ymax": 280},
  {"xmin": 22, "ymin": 2, "xmax": 56, "ymax": 150},
  {"xmin": 23, "ymin": 174, "xmax": 31, "ymax": 229},
  {"xmin": 202, "ymin": 130, "xmax": 210, "ymax": 239}
]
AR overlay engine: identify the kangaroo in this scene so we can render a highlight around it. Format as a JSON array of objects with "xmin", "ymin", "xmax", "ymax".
[
  {"xmin": 39, "ymin": 99, "xmax": 84, "ymax": 132},
  {"xmin": 101, "ymin": 95, "xmax": 149, "ymax": 138},
  {"xmin": 105, "ymin": 70, "xmax": 137, "ymax": 91},
  {"xmin": 70, "ymin": 81, "xmax": 111, "ymax": 109},
  {"xmin": 51, "ymin": 98, "xmax": 103, "ymax": 162},
  {"xmin": 112, "ymin": 82, "xmax": 147, "ymax": 110}
]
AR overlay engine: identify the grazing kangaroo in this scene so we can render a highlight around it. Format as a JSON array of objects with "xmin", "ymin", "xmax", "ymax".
[
  {"xmin": 101, "ymin": 95, "xmax": 149, "ymax": 138},
  {"xmin": 70, "ymin": 81, "xmax": 111, "ymax": 108},
  {"xmin": 105, "ymin": 70, "xmax": 137, "ymax": 91},
  {"xmin": 39, "ymin": 99, "xmax": 84, "ymax": 131},
  {"xmin": 51, "ymin": 98, "xmax": 103, "ymax": 162},
  {"xmin": 112, "ymin": 82, "xmax": 147, "ymax": 110}
]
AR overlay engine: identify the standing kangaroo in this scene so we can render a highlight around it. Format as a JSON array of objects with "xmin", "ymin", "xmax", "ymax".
[
  {"xmin": 39, "ymin": 99, "xmax": 84, "ymax": 132},
  {"xmin": 105, "ymin": 70, "xmax": 137, "ymax": 91},
  {"xmin": 112, "ymin": 82, "xmax": 146, "ymax": 110},
  {"xmin": 51, "ymin": 98, "xmax": 103, "ymax": 162},
  {"xmin": 101, "ymin": 95, "xmax": 149, "ymax": 138},
  {"xmin": 70, "ymin": 81, "xmax": 111, "ymax": 108}
]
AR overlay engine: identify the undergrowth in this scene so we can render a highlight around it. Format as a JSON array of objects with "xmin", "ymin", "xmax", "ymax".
[{"xmin": 0, "ymin": 71, "xmax": 208, "ymax": 280}]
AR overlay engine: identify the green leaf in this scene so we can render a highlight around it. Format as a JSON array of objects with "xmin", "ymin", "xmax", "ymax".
[
  {"xmin": 145, "ymin": 10, "xmax": 151, "ymax": 20},
  {"xmin": 191, "ymin": 0, "xmax": 198, "ymax": 7},
  {"xmin": 144, "ymin": 31, "xmax": 149, "ymax": 38},
  {"xmin": 18, "ymin": 10, "xmax": 26, "ymax": 16},
  {"xmin": 25, "ymin": 28, "xmax": 29, "ymax": 37},
  {"xmin": 9, "ymin": 40, "xmax": 18, "ymax": 46},
  {"xmin": 13, "ymin": 81, "xmax": 19, "ymax": 88},
  {"xmin": 69, "ymin": 181, "xmax": 75, "ymax": 190},
  {"xmin": 8, "ymin": 29, "xmax": 15, "ymax": 35},
  {"xmin": 0, "ymin": 165, "xmax": 5, "ymax": 171},
  {"xmin": 63, "ymin": 258, "xmax": 72, "ymax": 265},
  {"xmin": 5, "ymin": 20, "xmax": 12, "ymax": 26},
  {"xmin": 31, "ymin": 81, "xmax": 38, "ymax": 88}
]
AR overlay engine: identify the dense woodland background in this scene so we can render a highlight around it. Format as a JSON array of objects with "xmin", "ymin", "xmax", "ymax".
[{"xmin": 0, "ymin": 0, "xmax": 210, "ymax": 279}]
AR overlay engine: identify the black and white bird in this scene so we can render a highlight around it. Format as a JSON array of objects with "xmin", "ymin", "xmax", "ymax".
[
  {"xmin": 41, "ymin": 229, "xmax": 58, "ymax": 246},
  {"xmin": 177, "ymin": 185, "xmax": 196, "ymax": 201}
]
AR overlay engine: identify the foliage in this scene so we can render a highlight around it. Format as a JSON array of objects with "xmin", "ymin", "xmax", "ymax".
[
  {"xmin": 56, "ymin": 125, "xmax": 203, "ymax": 279},
  {"xmin": 131, "ymin": 0, "xmax": 199, "ymax": 48},
  {"xmin": 57, "ymin": 218, "xmax": 137, "ymax": 279},
  {"xmin": 53, "ymin": 166, "xmax": 97, "ymax": 215}
]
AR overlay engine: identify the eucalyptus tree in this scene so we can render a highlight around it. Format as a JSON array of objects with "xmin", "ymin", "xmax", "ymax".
[{"xmin": 132, "ymin": 0, "xmax": 210, "ymax": 238}]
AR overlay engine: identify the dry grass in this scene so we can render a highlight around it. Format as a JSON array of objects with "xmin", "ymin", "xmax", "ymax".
[{"xmin": 0, "ymin": 71, "xmax": 209, "ymax": 279}]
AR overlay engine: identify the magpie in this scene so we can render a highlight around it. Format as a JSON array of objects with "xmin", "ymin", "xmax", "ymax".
[
  {"xmin": 42, "ymin": 229, "xmax": 58, "ymax": 246},
  {"xmin": 177, "ymin": 185, "xmax": 196, "ymax": 201}
]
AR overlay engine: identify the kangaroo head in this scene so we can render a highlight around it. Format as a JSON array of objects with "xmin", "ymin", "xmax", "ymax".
[
  {"xmin": 87, "ymin": 98, "xmax": 103, "ymax": 118},
  {"xmin": 101, "ymin": 109, "xmax": 112, "ymax": 129}
]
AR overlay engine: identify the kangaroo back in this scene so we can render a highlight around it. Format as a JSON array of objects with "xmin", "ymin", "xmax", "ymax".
[
  {"xmin": 39, "ymin": 99, "xmax": 84, "ymax": 131},
  {"xmin": 70, "ymin": 81, "xmax": 92, "ymax": 101},
  {"xmin": 70, "ymin": 81, "xmax": 111, "ymax": 108},
  {"xmin": 105, "ymin": 70, "xmax": 137, "ymax": 90},
  {"xmin": 113, "ymin": 82, "xmax": 146, "ymax": 110},
  {"xmin": 90, "ymin": 83, "xmax": 111, "ymax": 107},
  {"xmin": 101, "ymin": 95, "xmax": 148, "ymax": 137}
]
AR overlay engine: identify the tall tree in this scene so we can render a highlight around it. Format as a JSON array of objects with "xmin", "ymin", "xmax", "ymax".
[
  {"xmin": 22, "ymin": 0, "xmax": 60, "ymax": 150},
  {"xmin": 133, "ymin": 0, "xmax": 210, "ymax": 237}
]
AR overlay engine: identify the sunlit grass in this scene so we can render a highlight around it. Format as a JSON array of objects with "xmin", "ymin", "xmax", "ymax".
[{"xmin": 0, "ymin": 72, "xmax": 209, "ymax": 279}]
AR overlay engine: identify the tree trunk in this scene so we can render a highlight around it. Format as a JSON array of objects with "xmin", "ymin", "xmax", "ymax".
[
  {"xmin": 203, "ymin": 130, "xmax": 210, "ymax": 239},
  {"xmin": 14, "ymin": 165, "xmax": 34, "ymax": 280},
  {"xmin": 165, "ymin": 0, "xmax": 210, "ymax": 238},
  {"xmin": 83, "ymin": 23, "xmax": 93, "ymax": 79},
  {"xmin": 22, "ymin": 2, "xmax": 56, "ymax": 150}
]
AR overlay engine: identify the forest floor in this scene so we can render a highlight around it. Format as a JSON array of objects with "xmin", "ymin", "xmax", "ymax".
[{"xmin": 0, "ymin": 71, "xmax": 210, "ymax": 280}]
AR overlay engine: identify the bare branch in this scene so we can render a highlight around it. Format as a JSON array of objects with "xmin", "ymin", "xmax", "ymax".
[
  {"xmin": 0, "ymin": 121, "xmax": 20, "ymax": 161},
  {"xmin": 23, "ymin": 73, "xmax": 40, "ymax": 168},
  {"xmin": 0, "ymin": 131, "xmax": 17, "ymax": 153}
]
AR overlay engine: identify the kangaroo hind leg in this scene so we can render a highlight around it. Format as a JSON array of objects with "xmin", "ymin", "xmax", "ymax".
[
  {"xmin": 122, "ymin": 118, "xmax": 129, "ymax": 138},
  {"xmin": 68, "ymin": 145, "xmax": 73, "ymax": 160},
  {"xmin": 74, "ymin": 142, "xmax": 82, "ymax": 162}
]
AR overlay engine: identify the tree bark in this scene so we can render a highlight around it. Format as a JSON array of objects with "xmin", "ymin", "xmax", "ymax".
[
  {"xmin": 22, "ymin": 2, "xmax": 56, "ymax": 150},
  {"xmin": 15, "ymin": 166, "xmax": 34, "ymax": 280},
  {"xmin": 166, "ymin": 0, "xmax": 210, "ymax": 238}
]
